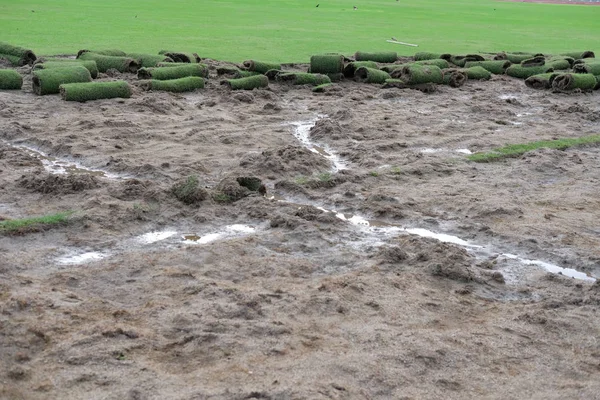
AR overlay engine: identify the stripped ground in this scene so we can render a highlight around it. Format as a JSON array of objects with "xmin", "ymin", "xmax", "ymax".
[{"xmin": 1, "ymin": 61, "xmax": 600, "ymax": 399}]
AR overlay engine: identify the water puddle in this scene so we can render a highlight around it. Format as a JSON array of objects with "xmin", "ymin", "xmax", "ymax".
[
  {"xmin": 289, "ymin": 117, "xmax": 348, "ymax": 172},
  {"xmin": 420, "ymin": 148, "xmax": 473, "ymax": 155},
  {"xmin": 136, "ymin": 230, "xmax": 178, "ymax": 244},
  {"xmin": 502, "ymin": 254, "xmax": 595, "ymax": 282},
  {"xmin": 182, "ymin": 224, "xmax": 256, "ymax": 244},
  {"xmin": 57, "ymin": 251, "xmax": 107, "ymax": 265}
]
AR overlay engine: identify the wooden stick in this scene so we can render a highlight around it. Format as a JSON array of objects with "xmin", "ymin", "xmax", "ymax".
[{"xmin": 386, "ymin": 40, "xmax": 418, "ymax": 47}]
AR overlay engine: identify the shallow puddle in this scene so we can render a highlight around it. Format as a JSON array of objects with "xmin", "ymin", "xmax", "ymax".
[
  {"xmin": 57, "ymin": 251, "xmax": 107, "ymax": 265},
  {"xmin": 182, "ymin": 224, "xmax": 256, "ymax": 244},
  {"xmin": 136, "ymin": 230, "xmax": 178, "ymax": 244},
  {"xmin": 289, "ymin": 117, "xmax": 348, "ymax": 172},
  {"xmin": 420, "ymin": 148, "xmax": 473, "ymax": 155}
]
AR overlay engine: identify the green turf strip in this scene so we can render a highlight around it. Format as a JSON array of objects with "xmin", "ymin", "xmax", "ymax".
[
  {"xmin": 552, "ymin": 73, "xmax": 597, "ymax": 91},
  {"xmin": 392, "ymin": 64, "xmax": 443, "ymax": 84},
  {"xmin": 0, "ymin": 211, "xmax": 72, "ymax": 233},
  {"xmin": 127, "ymin": 53, "xmax": 174, "ymax": 67},
  {"xmin": 468, "ymin": 135, "xmax": 600, "ymax": 162},
  {"xmin": 463, "ymin": 66, "xmax": 492, "ymax": 80},
  {"xmin": 276, "ymin": 72, "xmax": 331, "ymax": 85},
  {"xmin": 354, "ymin": 67, "xmax": 391, "ymax": 84},
  {"xmin": 506, "ymin": 64, "xmax": 553, "ymax": 79},
  {"xmin": 140, "ymin": 76, "xmax": 205, "ymax": 92},
  {"xmin": 355, "ymin": 51, "xmax": 397, "ymax": 63},
  {"xmin": 32, "ymin": 66, "xmax": 92, "ymax": 95},
  {"xmin": 414, "ymin": 52, "xmax": 451, "ymax": 61},
  {"xmin": 33, "ymin": 60, "xmax": 99, "ymax": 79},
  {"xmin": 77, "ymin": 52, "xmax": 140, "ymax": 73},
  {"xmin": 0, "ymin": 69, "xmax": 23, "ymax": 90},
  {"xmin": 225, "ymin": 75, "xmax": 269, "ymax": 90},
  {"xmin": 464, "ymin": 60, "xmax": 511, "ymax": 74},
  {"xmin": 60, "ymin": 81, "xmax": 132, "ymax": 102},
  {"xmin": 138, "ymin": 64, "xmax": 208, "ymax": 80},
  {"xmin": 242, "ymin": 60, "xmax": 281, "ymax": 74},
  {"xmin": 310, "ymin": 54, "xmax": 344, "ymax": 74},
  {"xmin": 0, "ymin": 41, "xmax": 36, "ymax": 66}
]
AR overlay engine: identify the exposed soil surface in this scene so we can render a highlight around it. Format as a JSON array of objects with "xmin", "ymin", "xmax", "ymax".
[{"xmin": 1, "ymin": 60, "xmax": 600, "ymax": 399}]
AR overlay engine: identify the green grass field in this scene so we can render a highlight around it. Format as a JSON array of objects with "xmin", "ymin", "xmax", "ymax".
[{"xmin": 1, "ymin": 0, "xmax": 599, "ymax": 63}]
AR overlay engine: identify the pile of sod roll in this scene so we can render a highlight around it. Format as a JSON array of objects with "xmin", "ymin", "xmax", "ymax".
[{"xmin": 1, "ymin": 41, "xmax": 598, "ymax": 100}]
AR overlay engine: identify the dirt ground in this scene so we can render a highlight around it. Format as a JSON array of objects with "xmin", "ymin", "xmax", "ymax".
[{"xmin": 1, "ymin": 60, "xmax": 599, "ymax": 400}]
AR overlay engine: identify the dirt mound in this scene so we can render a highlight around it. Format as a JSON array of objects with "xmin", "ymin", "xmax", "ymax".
[
  {"xmin": 239, "ymin": 145, "xmax": 330, "ymax": 178},
  {"xmin": 309, "ymin": 118, "xmax": 347, "ymax": 141},
  {"xmin": 18, "ymin": 173, "xmax": 100, "ymax": 194}
]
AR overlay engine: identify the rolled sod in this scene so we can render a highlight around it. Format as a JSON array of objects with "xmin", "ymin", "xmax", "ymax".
[
  {"xmin": 137, "ymin": 64, "xmax": 209, "ymax": 80},
  {"xmin": 382, "ymin": 79, "xmax": 437, "ymax": 93},
  {"xmin": 392, "ymin": 64, "xmax": 443, "ymax": 84},
  {"xmin": 158, "ymin": 51, "xmax": 200, "ymax": 63},
  {"xmin": 224, "ymin": 75, "xmax": 269, "ymax": 90},
  {"xmin": 60, "ymin": 81, "xmax": 132, "ymax": 102},
  {"xmin": 414, "ymin": 52, "xmax": 451, "ymax": 61},
  {"xmin": 265, "ymin": 69, "xmax": 282, "ymax": 80},
  {"xmin": 449, "ymin": 54, "xmax": 485, "ymax": 67},
  {"xmin": 77, "ymin": 52, "xmax": 140, "ymax": 73},
  {"xmin": 573, "ymin": 62, "xmax": 600, "ymax": 75},
  {"xmin": 552, "ymin": 73, "xmax": 597, "ymax": 91},
  {"xmin": 0, "ymin": 69, "xmax": 23, "ymax": 90},
  {"xmin": 495, "ymin": 52, "xmax": 538, "ymax": 64},
  {"xmin": 354, "ymin": 67, "xmax": 391, "ymax": 84},
  {"xmin": 416, "ymin": 59, "xmax": 449, "ymax": 69},
  {"xmin": 506, "ymin": 64, "xmax": 554, "ymax": 79},
  {"xmin": 310, "ymin": 54, "xmax": 344, "ymax": 74},
  {"xmin": 217, "ymin": 66, "xmax": 240, "ymax": 75},
  {"xmin": 276, "ymin": 72, "xmax": 331, "ymax": 85},
  {"xmin": 380, "ymin": 64, "xmax": 407, "ymax": 73},
  {"xmin": 127, "ymin": 53, "xmax": 173, "ymax": 68},
  {"xmin": 157, "ymin": 62, "xmax": 197, "ymax": 68},
  {"xmin": 464, "ymin": 60, "xmax": 511, "ymax": 74},
  {"xmin": 461, "ymin": 66, "xmax": 492, "ymax": 80},
  {"xmin": 312, "ymin": 83, "xmax": 333, "ymax": 93},
  {"xmin": 32, "ymin": 66, "xmax": 92, "ymax": 95},
  {"xmin": 343, "ymin": 61, "xmax": 378, "ymax": 78},
  {"xmin": 33, "ymin": 61, "xmax": 99, "ymax": 79},
  {"xmin": 524, "ymin": 73, "xmax": 560, "ymax": 89},
  {"xmin": 0, "ymin": 42, "xmax": 36, "ymax": 66},
  {"xmin": 139, "ymin": 77, "xmax": 205, "ymax": 93},
  {"xmin": 560, "ymin": 51, "xmax": 595, "ymax": 59},
  {"xmin": 442, "ymin": 69, "xmax": 468, "ymax": 88},
  {"xmin": 520, "ymin": 56, "xmax": 546, "ymax": 67},
  {"xmin": 78, "ymin": 49, "xmax": 126, "ymax": 57},
  {"xmin": 242, "ymin": 60, "xmax": 281, "ymax": 74},
  {"xmin": 546, "ymin": 58, "xmax": 571, "ymax": 71},
  {"xmin": 355, "ymin": 51, "xmax": 397, "ymax": 63}
]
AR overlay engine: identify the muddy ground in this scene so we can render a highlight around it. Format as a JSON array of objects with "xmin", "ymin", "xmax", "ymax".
[{"xmin": 0, "ymin": 60, "xmax": 599, "ymax": 400}]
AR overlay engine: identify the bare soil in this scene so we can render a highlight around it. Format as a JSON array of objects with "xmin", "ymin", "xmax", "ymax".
[{"xmin": 1, "ymin": 60, "xmax": 600, "ymax": 400}]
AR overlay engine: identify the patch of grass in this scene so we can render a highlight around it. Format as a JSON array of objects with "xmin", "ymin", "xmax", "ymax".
[
  {"xmin": 294, "ymin": 176, "xmax": 309, "ymax": 185},
  {"xmin": 317, "ymin": 172, "xmax": 332, "ymax": 182},
  {"xmin": 171, "ymin": 175, "xmax": 207, "ymax": 205},
  {"xmin": 1, "ymin": 1, "xmax": 599, "ymax": 63},
  {"xmin": 389, "ymin": 166, "xmax": 402, "ymax": 175},
  {"xmin": 468, "ymin": 135, "xmax": 600, "ymax": 162},
  {"xmin": 212, "ymin": 192, "xmax": 232, "ymax": 203},
  {"xmin": 369, "ymin": 171, "xmax": 379, "ymax": 177},
  {"xmin": 0, "ymin": 211, "xmax": 73, "ymax": 233}
]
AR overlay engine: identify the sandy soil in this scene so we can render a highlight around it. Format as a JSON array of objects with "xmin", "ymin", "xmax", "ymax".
[{"xmin": 1, "ymin": 60, "xmax": 599, "ymax": 400}]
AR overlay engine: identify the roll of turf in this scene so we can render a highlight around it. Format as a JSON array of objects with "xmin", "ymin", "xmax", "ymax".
[
  {"xmin": 414, "ymin": 52, "xmax": 451, "ymax": 61},
  {"xmin": 224, "ymin": 75, "xmax": 269, "ymax": 90},
  {"xmin": 127, "ymin": 53, "xmax": 173, "ymax": 68},
  {"xmin": 158, "ymin": 51, "xmax": 200, "ymax": 63},
  {"xmin": 560, "ymin": 51, "xmax": 595, "ymax": 59},
  {"xmin": 552, "ymin": 73, "xmax": 597, "ymax": 91},
  {"xmin": 524, "ymin": 73, "xmax": 559, "ymax": 89},
  {"xmin": 354, "ymin": 67, "xmax": 391, "ymax": 84},
  {"xmin": 0, "ymin": 69, "xmax": 23, "ymax": 90},
  {"xmin": 449, "ymin": 54, "xmax": 485, "ymax": 67},
  {"xmin": 416, "ymin": 59, "xmax": 449, "ymax": 69},
  {"xmin": 32, "ymin": 66, "xmax": 92, "ymax": 95},
  {"xmin": 355, "ymin": 51, "xmax": 397, "ymax": 63},
  {"xmin": 382, "ymin": 79, "xmax": 437, "ymax": 93},
  {"xmin": 546, "ymin": 58, "xmax": 571, "ymax": 71},
  {"xmin": 0, "ymin": 54, "xmax": 21, "ymax": 66},
  {"xmin": 464, "ymin": 60, "xmax": 511, "ymax": 74},
  {"xmin": 158, "ymin": 62, "xmax": 196, "ymax": 68},
  {"xmin": 380, "ymin": 64, "xmax": 407, "ymax": 73},
  {"xmin": 0, "ymin": 42, "xmax": 36, "ymax": 66},
  {"xmin": 573, "ymin": 62, "xmax": 600, "ymax": 75},
  {"xmin": 276, "ymin": 72, "xmax": 331, "ymax": 85},
  {"xmin": 462, "ymin": 66, "xmax": 492, "ymax": 80},
  {"xmin": 138, "ymin": 64, "xmax": 209, "ymax": 80},
  {"xmin": 310, "ymin": 54, "xmax": 344, "ymax": 74},
  {"xmin": 33, "ymin": 60, "xmax": 99, "ymax": 79},
  {"xmin": 495, "ymin": 52, "xmax": 539, "ymax": 64},
  {"xmin": 520, "ymin": 56, "xmax": 545, "ymax": 67},
  {"xmin": 442, "ymin": 69, "xmax": 468, "ymax": 88},
  {"xmin": 60, "ymin": 81, "xmax": 132, "ymax": 102},
  {"xmin": 506, "ymin": 64, "xmax": 554, "ymax": 79},
  {"xmin": 312, "ymin": 83, "xmax": 333, "ymax": 93},
  {"xmin": 393, "ymin": 64, "xmax": 443, "ymax": 84},
  {"xmin": 139, "ymin": 77, "xmax": 205, "ymax": 92},
  {"xmin": 78, "ymin": 49, "xmax": 126, "ymax": 57},
  {"xmin": 77, "ymin": 52, "xmax": 140, "ymax": 73},
  {"xmin": 234, "ymin": 70, "xmax": 261, "ymax": 78},
  {"xmin": 265, "ymin": 69, "xmax": 282, "ymax": 80},
  {"xmin": 242, "ymin": 60, "xmax": 281, "ymax": 74},
  {"xmin": 217, "ymin": 66, "xmax": 240, "ymax": 75},
  {"xmin": 343, "ymin": 61, "xmax": 378, "ymax": 77}
]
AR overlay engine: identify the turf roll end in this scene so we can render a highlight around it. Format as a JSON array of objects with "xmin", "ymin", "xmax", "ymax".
[
  {"xmin": 524, "ymin": 73, "xmax": 559, "ymax": 89},
  {"xmin": 449, "ymin": 54, "xmax": 485, "ymax": 67},
  {"xmin": 442, "ymin": 69, "xmax": 468, "ymax": 88},
  {"xmin": 355, "ymin": 51, "xmax": 397, "ymax": 63},
  {"xmin": 242, "ymin": 60, "xmax": 281, "ymax": 74},
  {"xmin": 224, "ymin": 75, "xmax": 269, "ymax": 90},
  {"xmin": 354, "ymin": 67, "xmax": 391, "ymax": 84},
  {"xmin": 552, "ymin": 73, "xmax": 597, "ymax": 91},
  {"xmin": 60, "ymin": 81, "xmax": 132, "ymax": 102},
  {"xmin": 343, "ymin": 61, "xmax": 378, "ymax": 78},
  {"xmin": 0, "ymin": 41, "xmax": 36, "ymax": 66},
  {"xmin": 127, "ymin": 53, "xmax": 174, "ymax": 68},
  {"xmin": 158, "ymin": 51, "xmax": 200, "ymax": 63},
  {"xmin": 32, "ymin": 66, "xmax": 92, "ymax": 95},
  {"xmin": 573, "ymin": 63, "xmax": 600, "ymax": 75},
  {"xmin": 0, "ymin": 69, "xmax": 23, "ymax": 90}
]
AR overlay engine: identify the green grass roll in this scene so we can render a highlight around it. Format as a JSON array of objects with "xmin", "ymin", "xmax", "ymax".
[
  {"xmin": 520, "ymin": 56, "xmax": 546, "ymax": 67},
  {"xmin": 0, "ymin": 69, "xmax": 23, "ymax": 90},
  {"xmin": 449, "ymin": 54, "xmax": 485, "ymax": 67},
  {"xmin": 355, "ymin": 51, "xmax": 397, "ymax": 63},
  {"xmin": 0, "ymin": 42, "xmax": 36, "ymax": 66},
  {"xmin": 442, "ymin": 69, "xmax": 468, "ymax": 88},
  {"xmin": 392, "ymin": 64, "xmax": 443, "ymax": 84},
  {"xmin": 127, "ymin": 53, "xmax": 174, "ymax": 68},
  {"xmin": 494, "ymin": 52, "xmax": 539, "ymax": 63},
  {"xmin": 463, "ymin": 66, "xmax": 492, "ymax": 80},
  {"xmin": 354, "ymin": 67, "xmax": 391, "ymax": 84},
  {"xmin": 217, "ymin": 66, "xmax": 240, "ymax": 75},
  {"xmin": 158, "ymin": 62, "xmax": 196, "ymax": 68},
  {"xmin": 276, "ymin": 72, "xmax": 331, "ymax": 85},
  {"xmin": 32, "ymin": 66, "xmax": 92, "ymax": 95},
  {"xmin": 242, "ymin": 60, "xmax": 281, "ymax": 74},
  {"xmin": 158, "ymin": 51, "xmax": 200, "ymax": 63},
  {"xmin": 77, "ymin": 52, "xmax": 140, "ymax": 73},
  {"xmin": 33, "ymin": 60, "xmax": 99, "ymax": 79},
  {"xmin": 60, "ymin": 81, "xmax": 132, "ymax": 102},
  {"xmin": 310, "ymin": 54, "xmax": 344, "ymax": 74},
  {"xmin": 265, "ymin": 69, "xmax": 282, "ymax": 80},
  {"xmin": 343, "ymin": 61, "xmax": 378, "ymax": 77},
  {"xmin": 415, "ymin": 59, "xmax": 449, "ymax": 69},
  {"xmin": 506, "ymin": 64, "xmax": 554, "ymax": 79},
  {"xmin": 0, "ymin": 54, "xmax": 22, "ymax": 66},
  {"xmin": 464, "ymin": 60, "xmax": 511, "ymax": 74},
  {"xmin": 234, "ymin": 70, "xmax": 261, "ymax": 78},
  {"xmin": 560, "ymin": 51, "xmax": 595, "ymax": 59},
  {"xmin": 414, "ymin": 52, "xmax": 451, "ymax": 61},
  {"xmin": 524, "ymin": 73, "xmax": 560, "ymax": 89},
  {"xmin": 573, "ymin": 62, "xmax": 600, "ymax": 75},
  {"xmin": 137, "ymin": 64, "xmax": 209, "ymax": 80},
  {"xmin": 78, "ymin": 49, "xmax": 126, "ymax": 57},
  {"xmin": 224, "ymin": 75, "xmax": 269, "ymax": 90},
  {"xmin": 380, "ymin": 64, "xmax": 407, "ymax": 73},
  {"xmin": 546, "ymin": 58, "xmax": 571, "ymax": 71},
  {"xmin": 139, "ymin": 77, "xmax": 205, "ymax": 92},
  {"xmin": 552, "ymin": 73, "xmax": 597, "ymax": 91}
]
